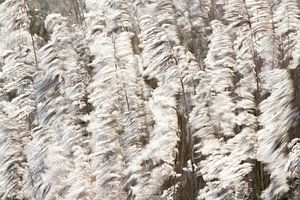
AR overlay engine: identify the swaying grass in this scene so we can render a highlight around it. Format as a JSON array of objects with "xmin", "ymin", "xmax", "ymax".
[{"xmin": 0, "ymin": 0, "xmax": 299, "ymax": 199}]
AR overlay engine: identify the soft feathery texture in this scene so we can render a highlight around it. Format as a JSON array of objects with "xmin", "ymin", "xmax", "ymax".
[
  {"xmin": 0, "ymin": 0, "xmax": 38, "ymax": 198},
  {"xmin": 258, "ymin": 69, "xmax": 296, "ymax": 199},
  {"xmin": 274, "ymin": 0, "xmax": 300, "ymax": 68},
  {"xmin": 26, "ymin": 14, "xmax": 92, "ymax": 200},
  {"xmin": 0, "ymin": 0, "xmax": 300, "ymax": 199}
]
